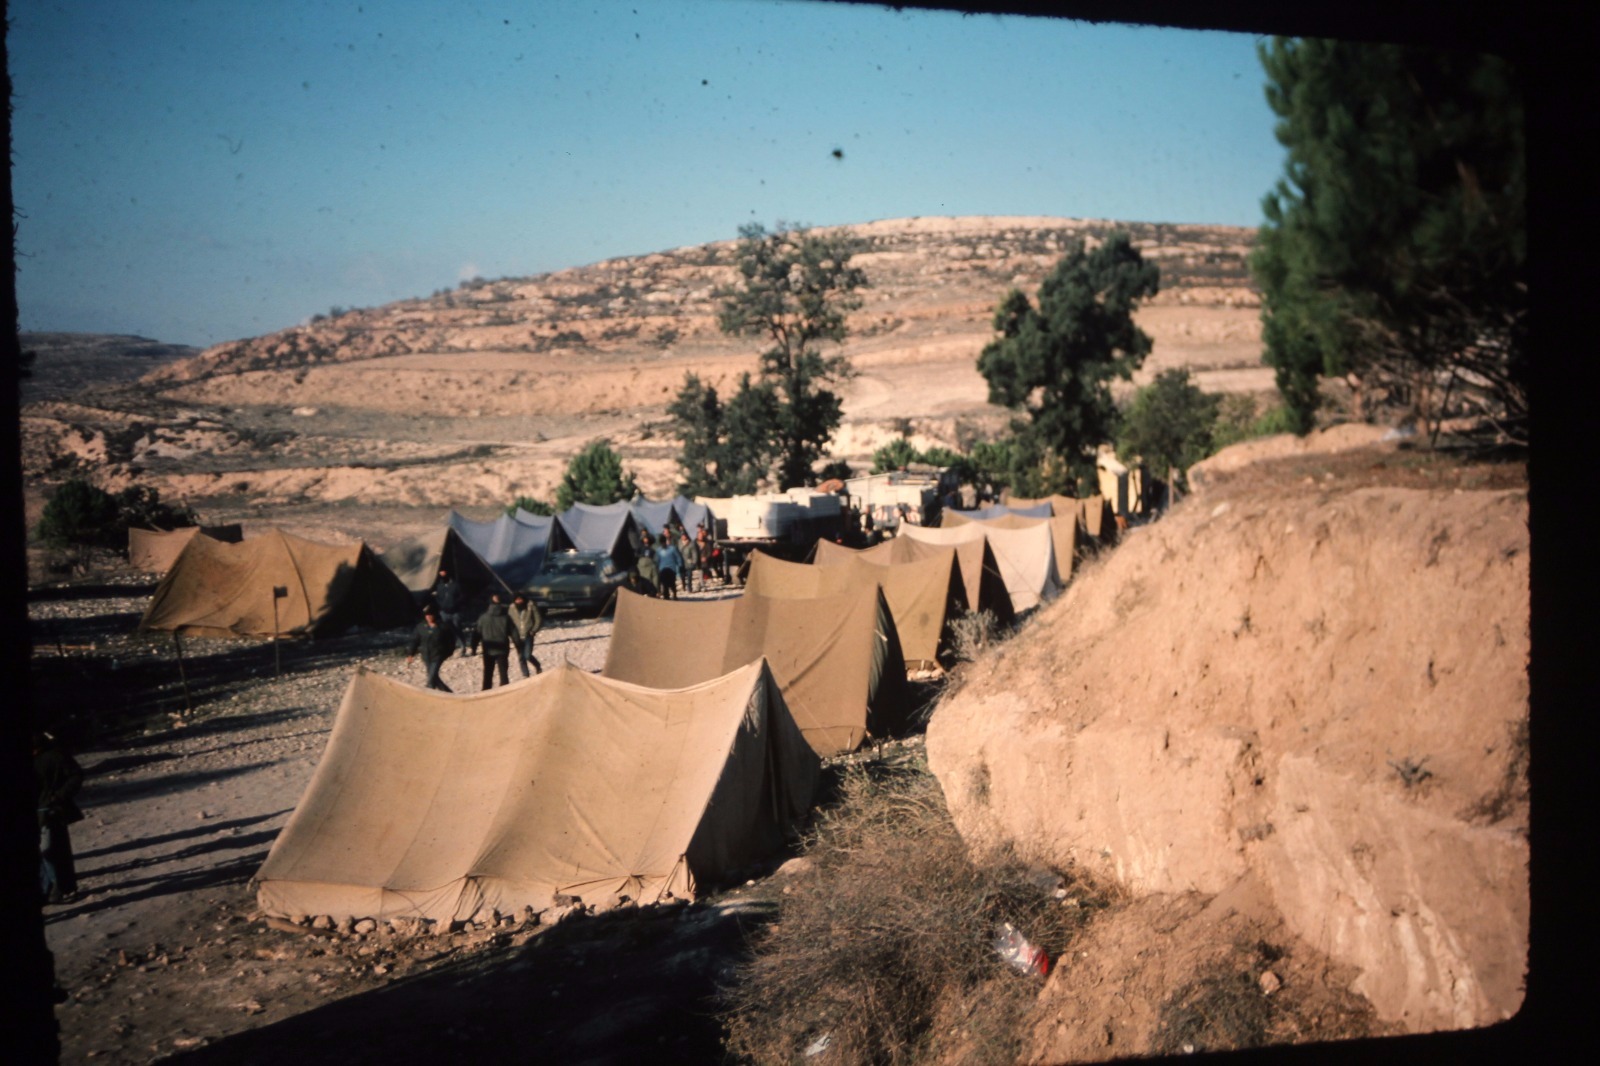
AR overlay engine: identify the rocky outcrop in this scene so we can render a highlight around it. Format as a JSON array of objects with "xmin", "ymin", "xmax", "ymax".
[{"xmin": 926, "ymin": 443, "xmax": 1529, "ymax": 1036}]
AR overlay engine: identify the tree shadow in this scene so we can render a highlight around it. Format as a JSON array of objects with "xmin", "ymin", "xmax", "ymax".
[
  {"xmin": 44, "ymin": 852, "xmax": 266, "ymax": 925},
  {"xmin": 83, "ymin": 760, "xmax": 280, "ymax": 808},
  {"xmin": 76, "ymin": 810, "xmax": 290, "ymax": 861},
  {"xmin": 83, "ymin": 826, "xmax": 283, "ymax": 880}
]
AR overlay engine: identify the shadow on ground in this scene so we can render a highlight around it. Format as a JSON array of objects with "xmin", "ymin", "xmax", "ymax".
[{"xmin": 170, "ymin": 899, "xmax": 777, "ymax": 1065}]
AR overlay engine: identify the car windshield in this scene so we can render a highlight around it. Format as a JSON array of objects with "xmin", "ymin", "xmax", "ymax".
[{"xmin": 548, "ymin": 560, "xmax": 600, "ymax": 577}]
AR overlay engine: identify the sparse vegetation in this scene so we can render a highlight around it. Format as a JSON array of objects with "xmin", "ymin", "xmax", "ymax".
[
  {"xmin": 506, "ymin": 496, "xmax": 556, "ymax": 517},
  {"xmin": 1117, "ymin": 369, "xmax": 1220, "ymax": 492},
  {"xmin": 949, "ymin": 609, "xmax": 1003, "ymax": 663},
  {"xmin": 721, "ymin": 756, "xmax": 1105, "ymax": 1066}
]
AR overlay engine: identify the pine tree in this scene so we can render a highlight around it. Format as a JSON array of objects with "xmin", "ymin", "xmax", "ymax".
[
  {"xmin": 715, "ymin": 222, "xmax": 868, "ymax": 489},
  {"xmin": 555, "ymin": 440, "xmax": 638, "ymax": 511},
  {"xmin": 977, "ymin": 232, "xmax": 1159, "ymax": 490},
  {"xmin": 1253, "ymin": 38, "xmax": 1525, "ymax": 438}
]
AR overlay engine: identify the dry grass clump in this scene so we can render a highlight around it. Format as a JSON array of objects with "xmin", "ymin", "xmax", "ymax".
[
  {"xmin": 948, "ymin": 608, "xmax": 1003, "ymax": 663},
  {"xmin": 721, "ymin": 757, "xmax": 1104, "ymax": 1065}
]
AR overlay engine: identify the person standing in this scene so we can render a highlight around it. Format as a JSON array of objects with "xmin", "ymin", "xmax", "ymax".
[
  {"xmin": 476, "ymin": 592, "xmax": 514, "ymax": 690},
  {"xmin": 656, "ymin": 531, "xmax": 684, "ymax": 600},
  {"xmin": 636, "ymin": 533, "xmax": 660, "ymax": 595},
  {"xmin": 679, "ymin": 531, "xmax": 700, "ymax": 594},
  {"xmin": 508, "ymin": 592, "xmax": 544, "ymax": 677},
  {"xmin": 432, "ymin": 569, "xmax": 467, "ymax": 655},
  {"xmin": 35, "ymin": 731, "xmax": 84, "ymax": 904},
  {"xmin": 406, "ymin": 607, "xmax": 458, "ymax": 692}
]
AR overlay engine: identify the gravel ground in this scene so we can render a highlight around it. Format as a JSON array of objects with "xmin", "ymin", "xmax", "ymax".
[{"xmin": 26, "ymin": 571, "xmax": 758, "ymax": 1062}]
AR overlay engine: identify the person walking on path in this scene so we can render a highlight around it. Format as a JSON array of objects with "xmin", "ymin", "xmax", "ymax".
[
  {"xmin": 35, "ymin": 731, "xmax": 84, "ymax": 904},
  {"xmin": 656, "ymin": 531, "xmax": 684, "ymax": 600},
  {"xmin": 508, "ymin": 592, "xmax": 544, "ymax": 677},
  {"xmin": 476, "ymin": 592, "xmax": 515, "ymax": 690},
  {"xmin": 406, "ymin": 607, "xmax": 458, "ymax": 692}
]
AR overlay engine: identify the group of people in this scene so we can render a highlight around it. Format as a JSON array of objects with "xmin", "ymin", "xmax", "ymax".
[
  {"xmin": 632, "ymin": 523, "xmax": 723, "ymax": 599},
  {"xmin": 405, "ymin": 568, "xmax": 544, "ymax": 693}
]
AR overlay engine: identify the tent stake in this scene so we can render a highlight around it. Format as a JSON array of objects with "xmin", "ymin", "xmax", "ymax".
[{"xmin": 172, "ymin": 632, "xmax": 193, "ymax": 715}]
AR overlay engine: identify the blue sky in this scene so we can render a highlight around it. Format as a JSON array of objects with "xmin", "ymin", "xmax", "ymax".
[{"xmin": 9, "ymin": 0, "xmax": 1282, "ymax": 347}]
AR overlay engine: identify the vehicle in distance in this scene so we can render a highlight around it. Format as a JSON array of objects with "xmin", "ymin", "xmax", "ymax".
[{"xmin": 526, "ymin": 550, "xmax": 629, "ymax": 616}]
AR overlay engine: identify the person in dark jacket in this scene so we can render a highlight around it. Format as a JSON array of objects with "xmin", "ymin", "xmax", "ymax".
[
  {"xmin": 508, "ymin": 593, "xmax": 543, "ymax": 677},
  {"xmin": 406, "ymin": 607, "xmax": 458, "ymax": 691},
  {"xmin": 432, "ymin": 569, "xmax": 467, "ymax": 654},
  {"xmin": 34, "ymin": 731, "xmax": 84, "ymax": 904},
  {"xmin": 476, "ymin": 592, "xmax": 515, "ymax": 690}
]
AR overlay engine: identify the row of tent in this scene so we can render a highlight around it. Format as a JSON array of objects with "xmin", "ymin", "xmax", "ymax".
[
  {"xmin": 128, "ymin": 496, "xmax": 721, "ymax": 638},
  {"xmin": 253, "ymin": 491, "xmax": 1122, "ymax": 926}
]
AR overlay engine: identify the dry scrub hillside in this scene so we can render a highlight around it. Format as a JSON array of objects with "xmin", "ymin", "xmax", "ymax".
[
  {"xmin": 19, "ymin": 217, "xmax": 1266, "ymax": 527},
  {"xmin": 926, "ymin": 433, "xmax": 1528, "ymax": 1059}
]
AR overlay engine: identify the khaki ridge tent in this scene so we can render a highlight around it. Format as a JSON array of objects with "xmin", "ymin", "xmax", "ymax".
[
  {"xmin": 139, "ymin": 528, "xmax": 417, "ymax": 639},
  {"xmin": 745, "ymin": 548, "xmax": 967, "ymax": 671},
  {"xmin": 603, "ymin": 585, "xmax": 909, "ymax": 757},
  {"xmin": 447, "ymin": 509, "xmax": 556, "ymax": 590},
  {"xmin": 899, "ymin": 521, "xmax": 1059, "ymax": 615},
  {"xmin": 1002, "ymin": 492, "xmax": 1117, "ymax": 550},
  {"xmin": 556, "ymin": 501, "xmax": 640, "ymax": 572},
  {"xmin": 942, "ymin": 510, "xmax": 1077, "ymax": 586},
  {"xmin": 256, "ymin": 660, "xmax": 819, "ymax": 925},
  {"xmin": 942, "ymin": 501, "xmax": 1052, "ymax": 524},
  {"xmin": 380, "ymin": 526, "xmax": 513, "ymax": 608},
  {"xmin": 127, "ymin": 524, "xmax": 244, "ymax": 573},
  {"xmin": 813, "ymin": 536, "xmax": 1016, "ymax": 630}
]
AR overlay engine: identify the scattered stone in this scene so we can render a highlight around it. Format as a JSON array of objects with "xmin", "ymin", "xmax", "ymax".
[
  {"xmin": 236, "ymin": 1000, "xmax": 265, "ymax": 1015},
  {"xmin": 311, "ymin": 915, "xmax": 335, "ymax": 931},
  {"xmin": 1259, "ymin": 970, "xmax": 1281, "ymax": 996},
  {"xmin": 354, "ymin": 919, "xmax": 378, "ymax": 935},
  {"xmin": 336, "ymin": 917, "xmax": 355, "ymax": 937}
]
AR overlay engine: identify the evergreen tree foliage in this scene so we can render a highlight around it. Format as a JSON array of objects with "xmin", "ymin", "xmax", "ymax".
[
  {"xmin": 977, "ymin": 232, "xmax": 1159, "ymax": 488},
  {"xmin": 1116, "ymin": 369, "xmax": 1221, "ymax": 491},
  {"xmin": 554, "ymin": 440, "xmax": 638, "ymax": 511},
  {"xmin": 666, "ymin": 371, "xmax": 779, "ymax": 496},
  {"xmin": 1253, "ymin": 38, "xmax": 1525, "ymax": 438},
  {"xmin": 715, "ymin": 222, "xmax": 868, "ymax": 489},
  {"xmin": 506, "ymin": 496, "xmax": 556, "ymax": 517},
  {"xmin": 37, "ymin": 477, "xmax": 195, "ymax": 548},
  {"xmin": 870, "ymin": 437, "xmax": 919, "ymax": 474}
]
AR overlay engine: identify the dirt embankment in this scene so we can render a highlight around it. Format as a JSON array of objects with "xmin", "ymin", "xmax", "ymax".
[{"xmin": 926, "ymin": 435, "xmax": 1529, "ymax": 1057}]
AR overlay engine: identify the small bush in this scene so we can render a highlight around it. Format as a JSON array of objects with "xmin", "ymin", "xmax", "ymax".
[
  {"xmin": 721, "ymin": 759, "xmax": 1101, "ymax": 1065},
  {"xmin": 507, "ymin": 496, "xmax": 556, "ymax": 517},
  {"xmin": 949, "ymin": 609, "xmax": 1002, "ymax": 663},
  {"xmin": 36, "ymin": 478, "xmax": 195, "ymax": 549}
]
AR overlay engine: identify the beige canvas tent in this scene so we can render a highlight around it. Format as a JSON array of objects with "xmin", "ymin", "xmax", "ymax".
[
  {"xmin": 138, "ymin": 528, "xmax": 417, "ymax": 638},
  {"xmin": 604, "ymin": 586, "xmax": 908, "ymax": 756},
  {"xmin": 813, "ymin": 536, "xmax": 1016, "ymax": 630},
  {"xmin": 745, "ymin": 549, "xmax": 967, "ymax": 670},
  {"xmin": 900, "ymin": 521, "xmax": 1060, "ymax": 614},
  {"xmin": 256, "ymin": 660, "xmax": 818, "ymax": 924},
  {"xmin": 942, "ymin": 510, "xmax": 1076, "ymax": 586},
  {"xmin": 127, "ymin": 525, "xmax": 244, "ymax": 573}
]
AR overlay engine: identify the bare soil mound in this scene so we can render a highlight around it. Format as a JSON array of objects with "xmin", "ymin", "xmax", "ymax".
[{"xmin": 926, "ymin": 433, "xmax": 1529, "ymax": 1049}]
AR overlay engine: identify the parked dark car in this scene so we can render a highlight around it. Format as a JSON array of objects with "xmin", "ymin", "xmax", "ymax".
[{"xmin": 526, "ymin": 550, "xmax": 628, "ymax": 616}]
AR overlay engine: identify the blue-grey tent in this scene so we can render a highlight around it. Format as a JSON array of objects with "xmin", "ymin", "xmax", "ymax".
[
  {"xmin": 448, "ymin": 510, "xmax": 557, "ymax": 590},
  {"xmin": 555, "ymin": 501, "xmax": 640, "ymax": 572},
  {"xmin": 630, "ymin": 498, "xmax": 678, "ymax": 541}
]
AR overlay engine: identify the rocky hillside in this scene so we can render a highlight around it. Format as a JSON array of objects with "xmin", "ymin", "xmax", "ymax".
[
  {"xmin": 926, "ymin": 431, "xmax": 1529, "ymax": 1054},
  {"xmin": 145, "ymin": 216, "xmax": 1258, "ymax": 396},
  {"xmin": 20, "ymin": 216, "xmax": 1267, "ymax": 530}
]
